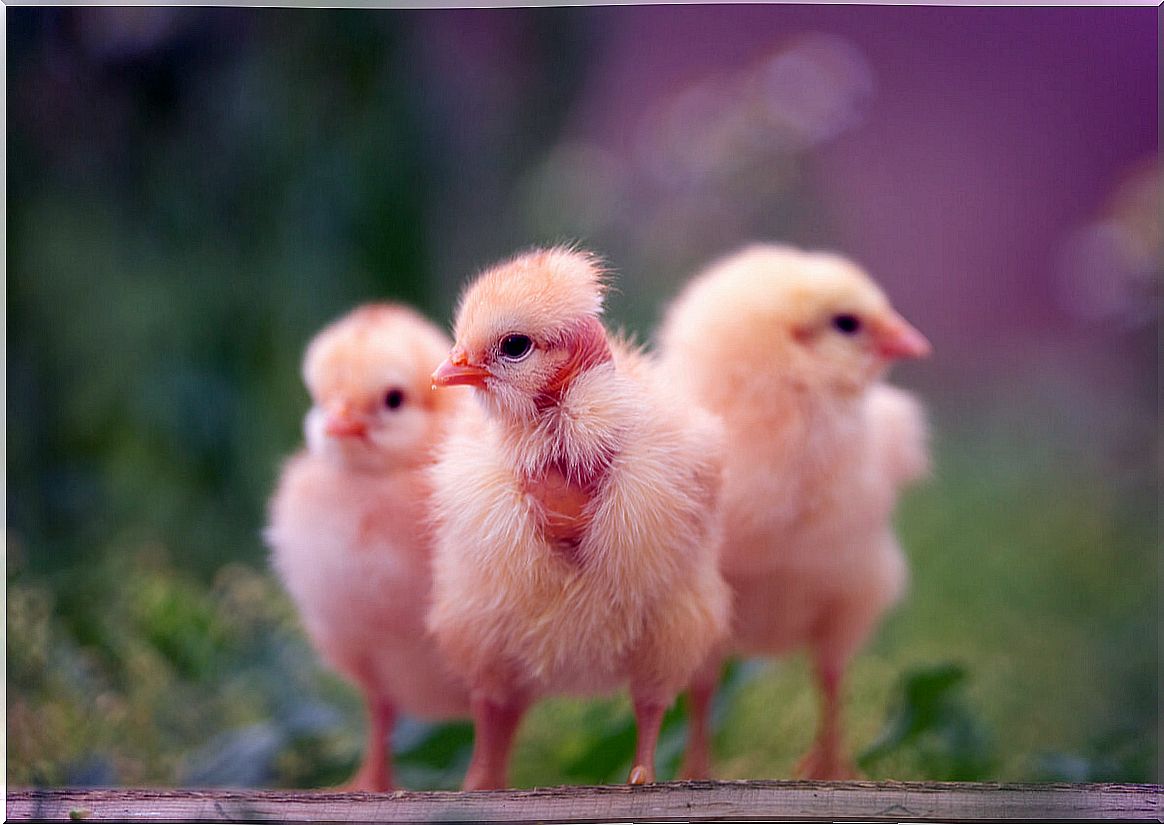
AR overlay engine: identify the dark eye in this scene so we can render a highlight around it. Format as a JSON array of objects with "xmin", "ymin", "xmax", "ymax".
[
  {"xmin": 498, "ymin": 334, "xmax": 533, "ymax": 361},
  {"xmin": 832, "ymin": 314, "xmax": 861, "ymax": 335},
  {"xmin": 384, "ymin": 388, "xmax": 405, "ymax": 410}
]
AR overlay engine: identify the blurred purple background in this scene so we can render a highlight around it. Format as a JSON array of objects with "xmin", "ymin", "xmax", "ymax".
[
  {"xmin": 428, "ymin": 5, "xmax": 1157, "ymax": 350},
  {"xmin": 412, "ymin": 4, "xmax": 1157, "ymax": 474}
]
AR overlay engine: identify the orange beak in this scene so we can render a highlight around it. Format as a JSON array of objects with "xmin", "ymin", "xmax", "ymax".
[
  {"xmin": 432, "ymin": 350, "xmax": 490, "ymax": 389},
  {"xmin": 874, "ymin": 313, "xmax": 932, "ymax": 360},
  {"xmin": 324, "ymin": 404, "xmax": 368, "ymax": 438}
]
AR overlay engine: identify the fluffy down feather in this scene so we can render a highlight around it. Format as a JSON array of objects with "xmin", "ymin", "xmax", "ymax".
[{"xmin": 428, "ymin": 247, "xmax": 731, "ymax": 789}]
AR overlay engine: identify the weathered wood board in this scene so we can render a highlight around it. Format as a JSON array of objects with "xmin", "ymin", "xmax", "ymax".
[{"xmin": 8, "ymin": 780, "xmax": 1161, "ymax": 823}]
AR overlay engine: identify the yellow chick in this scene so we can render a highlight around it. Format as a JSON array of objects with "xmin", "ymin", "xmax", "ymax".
[
  {"xmin": 657, "ymin": 243, "xmax": 931, "ymax": 780},
  {"xmin": 265, "ymin": 303, "xmax": 471, "ymax": 791},
  {"xmin": 427, "ymin": 246, "xmax": 731, "ymax": 789}
]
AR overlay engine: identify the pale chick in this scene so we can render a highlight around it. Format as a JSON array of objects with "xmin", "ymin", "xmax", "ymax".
[
  {"xmin": 427, "ymin": 247, "xmax": 731, "ymax": 790},
  {"xmin": 657, "ymin": 244, "xmax": 931, "ymax": 780},
  {"xmin": 266, "ymin": 303, "xmax": 471, "ymax": 791}
]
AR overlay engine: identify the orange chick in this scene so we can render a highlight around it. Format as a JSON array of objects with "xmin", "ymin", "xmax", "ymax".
[
  {"xmin": 265, "ymin": 303, "xmax": 471, "ymax": 791},
  {"xmin": 427, "ymin": 247, "xmax": 731, "ymax": 789},
  {"xmin": 657, "ymin": 243, "xmax": 931, "ymax": 780}
]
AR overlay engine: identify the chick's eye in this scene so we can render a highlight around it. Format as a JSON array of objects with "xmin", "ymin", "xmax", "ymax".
[
  {"xmin": 498, "ymin": 334, "xmax": 533, "ymax": 361},
  {"xmin": 384, "ymin": 388, "xmax": 405, "ymax": 410},
  {"xmin": 832, "ymin": 313, "xmax": 862, "ymax": 335}
]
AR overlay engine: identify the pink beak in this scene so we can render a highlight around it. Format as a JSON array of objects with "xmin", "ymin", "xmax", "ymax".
[
  {"xmin": 324, "ymin": 405, "xmax": 368, "ymax": 438},
  {"xmin": 874, "ymin": 314, "xmax": 932, "ymax": 360},
  {"xmin": 432, "ymin": 350, "xmax": 490, "ymax": 389}
]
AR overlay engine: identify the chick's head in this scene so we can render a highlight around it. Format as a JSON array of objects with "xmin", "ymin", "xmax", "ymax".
[
  {"xmin": 432, "ymin": 246, "xmax": 613, "ymax": 422},
  {"xmin": 302, "ymin": 303, "xmax": 456, "ymax": 471},
  {"xmin": 662, "ymin": 244, "xmax": 930, "ymax": 399}
]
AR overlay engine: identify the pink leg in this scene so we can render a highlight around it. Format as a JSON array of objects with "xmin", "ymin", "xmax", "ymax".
[
  {"xmin": 627, "ymin": 694, "xmax": 667, "ymax": 785},
  {"xmin": 346, "ymin": 693, "xmax": 395, "ymax": 791},
  {"xmin": 462, "ymin": 692, "xmax": 527, "ymax": 790},
  {"xmin": 794, "ymin": 660, "xmax": 858, "ymax": 780},
  {"xmin": 679, "ymin": 659, "xmax": 721, "ymax": 780}
]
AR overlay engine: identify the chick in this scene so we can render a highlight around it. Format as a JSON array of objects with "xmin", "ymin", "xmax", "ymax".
[
  {"xmin": 265, "ymin": 303, "xmax": 471, "ymax": 791},
  {"xmin": 427, "ymin": 247, "xmax": 731, "ymax": 789},
  {"xmin": 657, "ymin": 244, "xmax": 931, "ymax": 780}
]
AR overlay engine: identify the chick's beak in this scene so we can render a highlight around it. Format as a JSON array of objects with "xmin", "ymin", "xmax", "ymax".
[
  {"xmin": 324, "ymin": 404, "xmax": 368, "ymax": 438},
  {"xmin": 432, "ymin": 350, "xmax": 490, "ymax": 389},
  {"xmin": 874, "ymin": 313, "xmax": 932, "ymax": 360}
]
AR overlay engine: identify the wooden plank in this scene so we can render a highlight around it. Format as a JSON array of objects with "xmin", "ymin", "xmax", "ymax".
[{"xmin": 7, "ymin": 781, "xmax": 1160, "ymax": 823}]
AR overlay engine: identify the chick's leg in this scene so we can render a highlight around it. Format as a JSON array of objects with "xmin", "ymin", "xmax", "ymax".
[
  {"xmin": 346, "ymin": 691, "xmax": 395, "ymax": 791},
  {"xmin": 794, "ymin": 657, "xmax": 859, "ymax": 780},
  {"xmin": 463, "ymin": 691, "xmax": 527, "ymax": 790},
  {"xmin": 628, "ymin": 693, "xmax": 667, "ymax": 785},
  {"xmin": 679, "ymin": 656, "xmax": 722, "ymax": 780}
]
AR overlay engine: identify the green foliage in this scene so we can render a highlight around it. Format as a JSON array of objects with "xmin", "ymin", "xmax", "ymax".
[
  {"xmin": 6, "ymin": 397, "xmax": 1154, "ymax": 786},
  {"xmin": 857, "ymin": 663, "xmax": 995, "ymax": 780},
  {"xmin": 7, "ymin": 408, "xmax": 1158, "ymax": 788},
  {"xmin": 393, "ymin": 721, "xmax": 475, "ymax": 790}
]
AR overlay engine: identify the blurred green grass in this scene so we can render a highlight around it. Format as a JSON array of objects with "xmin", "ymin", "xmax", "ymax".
[{"xmin": 9, "ymin": 409, "xmax": 1157, "ymax": 787}]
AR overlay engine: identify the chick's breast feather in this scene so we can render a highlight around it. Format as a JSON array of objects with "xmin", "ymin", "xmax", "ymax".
[{"xmin": 428, "ymin": 344, "xmax": 728, "ymax": 699}]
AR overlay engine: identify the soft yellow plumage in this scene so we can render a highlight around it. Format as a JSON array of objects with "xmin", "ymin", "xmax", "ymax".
[{"xmin": 657, "ymin": 243, "xmax": 931, "ymax": 780}]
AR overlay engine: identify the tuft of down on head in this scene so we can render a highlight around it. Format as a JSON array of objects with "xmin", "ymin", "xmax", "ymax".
[
  {"xmin": 454, "ymin": 246, "xmax": 608, "ymax": 352},
  {"xmin": 658, "ymin": 243, "xmax": 930, "ymax": 401},
  {"xmin": 302, "ymin": 303, "xmax": 459, "ymax": 470},
  {"xmin": 433, "ymin": 246, "xmax": 615, "ymax": 423}
]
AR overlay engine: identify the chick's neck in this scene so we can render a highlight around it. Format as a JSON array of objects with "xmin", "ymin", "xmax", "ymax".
[
  {"xmin": 535, "ymin": 315, "xmax": 614, "ymax": 411},
  {"xmin": 515, "ymin": 371, "xmax": 625, "ymax": 557},
  {"xmin": 499, "ymin": 322, "xmax": 623, "ymax": 492},
  {"xmin": 740, "ymin": 377, "xmax": 866, "ymax": 484}
]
